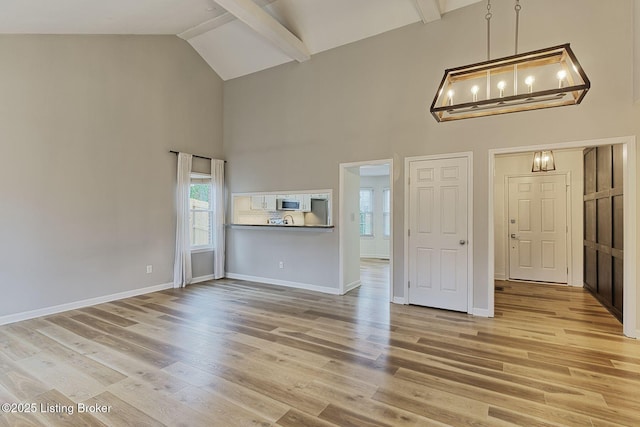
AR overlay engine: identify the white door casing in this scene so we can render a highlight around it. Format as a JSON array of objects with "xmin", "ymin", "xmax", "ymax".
[
  {"xmin": 508, "ymin": 175, "xmax": 568, "ymax": 283},
  {"xmin": 407, "ymin": 156, "xmax": 470, "ymax": 312}
]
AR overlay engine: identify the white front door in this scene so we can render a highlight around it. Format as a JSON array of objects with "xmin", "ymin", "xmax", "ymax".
[
  {"xmin": 508, "ymin": 175, "xmax": 568, "ymax": 283},
  {"xmin": 408, "ymin": 156, "xmax": 469, "ymax": 312}
]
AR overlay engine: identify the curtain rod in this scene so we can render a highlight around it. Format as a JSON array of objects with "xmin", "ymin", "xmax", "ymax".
[{"xmin": 169, "ymin": 151, "xmax": 226, "ymax": 163}]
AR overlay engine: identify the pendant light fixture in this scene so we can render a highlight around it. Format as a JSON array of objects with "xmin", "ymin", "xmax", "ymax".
[
  {"xmin": 531, "ymin": 150, "xmax": 556, "ymax": 172},
  {"xmin": 430, "ymin": 0, "xmax": 590, "ymax": 122}
]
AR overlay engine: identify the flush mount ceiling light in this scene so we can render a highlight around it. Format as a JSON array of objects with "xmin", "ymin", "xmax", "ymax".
[
  {"xmin": 531, "ymin": 150, "xmax": 556, "ymax": 172},
  {"xmin": 430, "ymin": 1, "xmax": 590, "ymax": 122}
]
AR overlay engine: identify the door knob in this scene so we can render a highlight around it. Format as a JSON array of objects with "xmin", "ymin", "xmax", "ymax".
[{"xmin": 459, "ymin": 240, "xmax": 466, "ymax": 245}]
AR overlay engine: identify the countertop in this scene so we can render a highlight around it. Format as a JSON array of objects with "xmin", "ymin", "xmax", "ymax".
[{"xmin": 227, "ymin": 223, "xmax": 334, "ymax": 231}]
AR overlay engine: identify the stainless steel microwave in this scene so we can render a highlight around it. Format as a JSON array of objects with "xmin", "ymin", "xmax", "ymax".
[{"xmin": 276, "ymin": 198, "xmax": 300, "ymax": 211}]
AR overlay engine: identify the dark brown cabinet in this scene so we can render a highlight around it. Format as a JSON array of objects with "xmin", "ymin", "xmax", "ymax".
[{"xmin": 583, "ymin": 145, "xmax": 623, "ymax": 321}]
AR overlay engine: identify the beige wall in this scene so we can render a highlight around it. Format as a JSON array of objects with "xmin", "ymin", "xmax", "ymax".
[
  {"xmin": 0, "ymin": 35, "xmax": 223, "ymax": 317},
  {"xmin": 493, "ymin": 150, "xmax": 583, "ymax": 286},
  {"xmin": 223, "ymin": 0, "xmax": 640, "ymax": 321}
]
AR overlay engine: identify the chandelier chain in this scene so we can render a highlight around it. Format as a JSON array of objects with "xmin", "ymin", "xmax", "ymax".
[
  {"xmin": 514, "ymin": 0, "xmax": 521, "ymax": 54},
  {"xmin": 486, "ymin": 0, "xmax": 492, "ymax": 60}
]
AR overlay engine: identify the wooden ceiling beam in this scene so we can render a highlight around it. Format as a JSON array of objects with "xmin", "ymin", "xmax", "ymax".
[
  {"xmin": 212, "ymin": 0, "xmax": 310, "ymax": 62},
  {"xmin": 414, "ymin": 0, "xmax": 442, "ymax": 23}
]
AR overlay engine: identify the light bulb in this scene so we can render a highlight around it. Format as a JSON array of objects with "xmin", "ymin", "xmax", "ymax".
[
  {"xmin": 447, "ymin": 89, "xmax": 454, "ymax": 106},
  {"xmin": 471, "ymin": 85, "xmax": 479, "ymax": 102},
  {"xmin": 557, "ymin": 70, "xmax": 567, "ymax": 88},
  {"xmin": 525, "ymin": 76, "xmax": 535, "ymax": 93},
  {"xmin": 497, "ymin": 81, "xmax": 506, "ymax": 98}
]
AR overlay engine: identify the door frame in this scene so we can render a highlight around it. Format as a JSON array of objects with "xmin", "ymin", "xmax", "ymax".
[
  {"xmin": 404, "ymin": 152, "xmax": 474, "ymax": 313},
  {"xmin": 505, "ymin": 172, "xmax": 572, "ymax": 285},
  {"xmin": 488, "ymin": 136, "xmax": 637, "ymax": 338},
  {"xmin": 338, "ymin": 158, "xmax": 394, "ymax": 302}
]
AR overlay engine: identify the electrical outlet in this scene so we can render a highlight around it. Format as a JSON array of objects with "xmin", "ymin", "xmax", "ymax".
[
  {"xmin": 279, "ymin": 261, "xmax": 284, "ymax": 269},
  {"xmin": 146, "ymin": 265, "xmax": 153, "ymax": 274}
]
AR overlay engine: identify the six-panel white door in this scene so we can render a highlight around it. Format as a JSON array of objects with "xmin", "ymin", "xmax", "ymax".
[
  {"xmin": 508, "ymin": 175, "xmax": 568, "ymax": 283},
  {"xmin": 408, "ymin": 157, "xmax": 469, "ymax": 312}
]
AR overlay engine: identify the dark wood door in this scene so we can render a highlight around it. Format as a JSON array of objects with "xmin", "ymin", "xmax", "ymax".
[{"xmin": 583, "ymin": 145, "xmax": 623, "ymax": 321}]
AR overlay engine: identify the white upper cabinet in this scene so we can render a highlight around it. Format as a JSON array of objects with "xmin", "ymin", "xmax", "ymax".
[{"xmin": 251, "ymin": 195, "xmax": 277, "ymax": 210}]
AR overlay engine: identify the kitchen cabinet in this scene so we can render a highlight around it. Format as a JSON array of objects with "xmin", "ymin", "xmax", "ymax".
[
  {"xmin": 251, "ymin": 195, "xmax": 276, "ymax": 210},
  {"xmin": 299, "ymin": 194, "xmax": 311, "ymax": 212}
]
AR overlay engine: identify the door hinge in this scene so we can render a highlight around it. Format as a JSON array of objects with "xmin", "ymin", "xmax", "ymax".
[
  {"xmin": 408, "ymin": 281, "xmax": 411, "ymax": 288},
  {"xmin": 408, "ymin": 229, "xmax": 411, "ymax": 237}
]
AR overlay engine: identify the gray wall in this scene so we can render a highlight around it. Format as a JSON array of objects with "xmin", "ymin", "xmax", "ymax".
[
  {"xmin": 223, "ymin": 0, "xmax": 640, "ymax": 315},
  {"xmin": 0, "ymin": 35, "xmax": 223, "ymax": 316}
]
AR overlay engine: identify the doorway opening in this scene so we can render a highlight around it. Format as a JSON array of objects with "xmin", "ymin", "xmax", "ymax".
[
  {"xmin": 495, "ymin": 151, "xmax": 580, "ymax": 286},
  {"xmin": 339, "ymin": 159, "xmax": 393, "ymax": 302},
  {"xmin": 488, "ymin": 136, "xmax": 637, "ymax": 338}
]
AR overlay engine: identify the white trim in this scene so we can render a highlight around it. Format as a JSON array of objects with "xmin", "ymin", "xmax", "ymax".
[
  {"xmin": 489, "ymin": 135, "xmax": 637, "ymax": 338},
  {"xmin": 339, "ymin": 158, "xmax": 394, "ymax": 304},
  {"xmin": 191, "ymin": 247, "xmax": 214, "ymax": 254},
  {"xmin": 623, "ymin": 140, "xmax": 637, "ymax": 338},
  {"xmin": 225, "ymin": 273, "xmax": 341, "ymax": 295},
  {"xmin": 360, "ymin": 254, "xmax": 390, "ymax": 260},
  {"xmin": 232, "ymin": 188, "xmax": 333, "ymax": 197},
  {"xmin": 404, "ymin": 152, "xmax": 474, "ymax": 314},
  {"xmin": 472, "ymin": 308, "xmax": 492, "ymax": 317},
  {"xmin": 392, "ymin": 297, "xmax": 406, "ymax": 304},
  {"xmin": 344, "ymin": 280, "xmax": 362, "ymax": 293},
  {"xmin": 0, "ymin": 282, "xmax": 173, "ymax": 326},
  {"xmin": 192, "ymin": 274, "xmax": 215, "ymax": 284},
  {"xmin": 566, "ymin": 171, "xmax": 574, "ymax": 287},
  {"xmin": 494, "ymin": 273, "xmax": 506, "ymax": 280}
]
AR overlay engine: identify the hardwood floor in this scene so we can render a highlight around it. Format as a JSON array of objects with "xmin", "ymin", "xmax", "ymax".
[{"xmin": 2, "ymin": 261, "xmax": 640, "ymax": 426}]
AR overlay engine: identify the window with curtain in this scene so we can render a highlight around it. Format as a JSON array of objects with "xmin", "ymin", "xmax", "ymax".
[
  {"xmin": 360, "ymin": 188, "xmax": 374, "ymax": 237},
  {"xmin": 382, "ymin": 188, "xmax": 390, "ymax": 238},
  {"xmin": 189, "ymin": 174, "xmax": 213, "ymax": 250}
]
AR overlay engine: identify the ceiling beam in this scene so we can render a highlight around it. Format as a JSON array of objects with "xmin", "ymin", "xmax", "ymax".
[
  {"xmin": 212, "ymin": 0, "xmax": 310, "ymax": 62},
  {"xmin": 178, "ymin": 13, "xmax": 236, "ymax": 41},
  {"xmin": 414, "ymin": 0, "xmax": 442, "ymax": 23}
]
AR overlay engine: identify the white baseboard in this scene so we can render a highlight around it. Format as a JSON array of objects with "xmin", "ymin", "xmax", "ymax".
[
  {"xmin": 225, "ymin": 273, "xmax": 341, "ymax": 295},
  {"xmin": 192, "ymin": 274, "xmax": 215, "ymax": 284},
  {"xmin": 343, "ymin": 280, "xmax": 361, "ymax": 294},
  {"xmin": 472, "ymin": 307, "xmax": 493, "ymax": 317},
  {"xmin": 0, "ymin": 282, "xmax": 174, "ymax": 326},
  {"xmin": 360, "ymin": 255, "xmax": 390, "ymax": 260},
  {"xmin": 392, "ymin": 297, "xmax": 406, "ymax": 304},
  {"xmin": 494, "ymin": 273, "xmax": 506, "ymax": 280}
]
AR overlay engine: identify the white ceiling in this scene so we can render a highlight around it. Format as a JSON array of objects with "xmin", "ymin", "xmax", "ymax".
[{"xmin": 0, "ymin": 0, "xmax": 482, "ymax": 80}]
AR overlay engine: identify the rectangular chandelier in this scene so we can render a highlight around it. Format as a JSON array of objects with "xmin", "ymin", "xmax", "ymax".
[{"xmin": 430, "ymin": 44, "xmax": 590, "ymax": 122}]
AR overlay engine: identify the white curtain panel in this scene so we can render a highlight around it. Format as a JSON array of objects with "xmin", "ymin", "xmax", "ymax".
[
  {"xmin": 173, "ymin": 152, "xmax": 193, "ymax": 288},
  {"xmin": 212, "ymin": 159, "xmax": 226, "ymax": 279}
]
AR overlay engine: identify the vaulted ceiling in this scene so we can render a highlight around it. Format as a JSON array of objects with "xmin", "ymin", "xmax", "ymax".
[{"xmin": 1, "ymin": 0, "xmax": 482, "ymax": 80}]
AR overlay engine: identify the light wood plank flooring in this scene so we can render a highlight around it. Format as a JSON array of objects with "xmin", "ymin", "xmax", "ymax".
[{"xmin": 1, "ymin": 260, "xmax": 640, "ymax": 426}]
